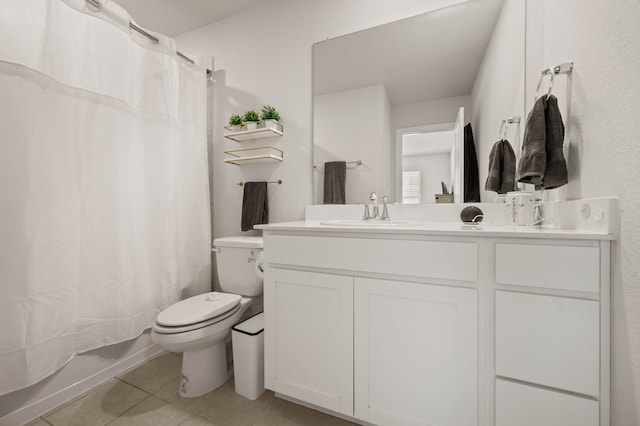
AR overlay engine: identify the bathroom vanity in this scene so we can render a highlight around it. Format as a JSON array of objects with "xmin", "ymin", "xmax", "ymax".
[{"xmin": 257, "ymin": 203, "xmax": 615, "ymax": 426}]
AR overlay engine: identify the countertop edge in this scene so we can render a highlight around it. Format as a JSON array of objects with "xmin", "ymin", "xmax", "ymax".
[{"xmin": 255, "ymin": 221, "xmax": 616, "ymax": 240}]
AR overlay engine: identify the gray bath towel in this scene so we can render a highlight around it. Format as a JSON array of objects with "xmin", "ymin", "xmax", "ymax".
[
  {"xmin": 485, "ymin": 140, "xmax": 516, "ymax": 194},
  {"xmin": 241, "ymin": 181, "xmax": 268, "ymax": 231},
  {"xmin": 542, "ymin": 95, "xmax": 568, "ymax": 189},
  {"xmin": 517, "ymin": 96, "xmax": 547, "ymax": 185},
  {"xmin": 323, "ymin": 161, "xmax": 346, "ymax": 204}
]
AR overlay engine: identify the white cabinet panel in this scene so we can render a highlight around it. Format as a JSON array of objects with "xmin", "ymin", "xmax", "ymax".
[
  {"xmin": 495, "ymin": 291, "xmax": 600, "ymax": 396},
  {"xmin": 265, "ymin": 235, "xmax": 478, "ymax": 282},
  {"xmin": 496, "ymin": 379, "xmax": 599, "ymax": 426},
  {"xmin": 495, "ymin": 243, "xmax": 599, "ymax": 292},
  {"xmin": 264, "ymin": 268, "xmax": 353, "ymax": 416},
  {"xmin": 354, "ymin": 278, "xmax": 477, "ymax": 426}
]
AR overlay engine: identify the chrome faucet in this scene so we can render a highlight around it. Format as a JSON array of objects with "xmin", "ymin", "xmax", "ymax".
[
  {"xmin": 362, "ymin": 192, "xmax": 391, "ymax": 221},
  {"xmin": 369, "ymin": 192, "xmax": 379, "ymax": 219},
  {"xmin": 362, "ymin": 192, "xmax": 377, "ymax": 220},
  {"xmin": 362, "ymin": 203, "xmax": 372, "ymax": 220},
  {"xmin": 380, "ymin": 195, "xmax": 390, "ymax": 221}
]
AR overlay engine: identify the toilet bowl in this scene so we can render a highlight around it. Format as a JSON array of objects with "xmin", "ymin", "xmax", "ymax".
[{"xmin": 151, "ymin": 236, "xmax": 263, "ymax": 398}]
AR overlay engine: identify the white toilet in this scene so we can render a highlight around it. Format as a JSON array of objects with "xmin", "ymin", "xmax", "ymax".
[{"xmin": 151, "ymin": 236, "xmax": 264, "ymax": 398}]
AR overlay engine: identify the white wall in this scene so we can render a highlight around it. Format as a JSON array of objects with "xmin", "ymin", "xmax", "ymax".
[
  {"xmin": 314, "ymin": 85, "xmax": 390, "ymax": 204},
  {"xmin": 525, "ymin": 1, "xmax": 640, "ymax": 424},
  {"xmin": 176, "ymin": 0, "xmax": 467, "ymax": 244},
  {"xmin": 404, "ymin": 152, "xmax": 451, "ymax": 203},
  {"xmin": 470, "ymin": 0, "xmax": 526, "ymax": 202}
]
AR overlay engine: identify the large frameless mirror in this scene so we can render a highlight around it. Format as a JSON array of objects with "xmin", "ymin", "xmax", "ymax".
[{"xmin": 312, "ymin": 0, "xmax": 525, "ymax": 204}]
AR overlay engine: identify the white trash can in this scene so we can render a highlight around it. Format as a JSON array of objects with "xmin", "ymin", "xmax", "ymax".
[{"xmin": 231, "ymin": 312, "xmax": 265, "ymax": 400}]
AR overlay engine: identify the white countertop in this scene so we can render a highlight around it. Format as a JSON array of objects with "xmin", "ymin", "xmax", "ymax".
[{"xmin": 255, "ymin": 220, "xmax": 616, "ymax": 240}]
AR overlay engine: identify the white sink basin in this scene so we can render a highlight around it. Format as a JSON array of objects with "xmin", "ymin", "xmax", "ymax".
[{"xmin": 319, "ymin": 220, "xmax": 423, "ymax": 227}]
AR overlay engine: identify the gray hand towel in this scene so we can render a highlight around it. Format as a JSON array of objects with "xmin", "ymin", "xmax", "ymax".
[
  {"xmin": 542, "ymin": 95, "xmax": 568, "ymax": 189},
  {"xmin": 323, "ymin": 161, "xmax": 347, "ymax": 204},
  {"xmin": 517, "ymin": 96, "xmax": 547, "ymax": 185},
  {"xmin": 241, "ymin": 181, "xmax": 268, "ymax": 231},
  {"xmin": 485, "ymin": 140, "xmax": 516, "ymax": 194}
]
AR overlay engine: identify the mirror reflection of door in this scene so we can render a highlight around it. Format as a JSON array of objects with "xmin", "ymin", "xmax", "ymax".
[
  {"xmin": 401, "ymin": 128, "xmax": 454, "ymax": 204},
  {"xmin": 397, "ymin": 108, "xmax": 464, "ymax": 204}
]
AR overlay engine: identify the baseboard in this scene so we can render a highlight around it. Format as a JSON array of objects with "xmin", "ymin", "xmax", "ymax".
[{"xmin": 0, "ymin": 344, "xmax": 164, "ymax": 426}]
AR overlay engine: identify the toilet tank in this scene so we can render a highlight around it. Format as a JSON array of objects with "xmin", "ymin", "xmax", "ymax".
[{"xmin": 213, "ymin": 236, "xmax": 263, "ymax": 297}]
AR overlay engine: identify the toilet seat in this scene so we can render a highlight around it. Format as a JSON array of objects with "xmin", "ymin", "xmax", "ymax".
[
  {"xmin": 153, "ymin": 292, "xmax": 241, "ymax": 334},
  {"xmin": 153, "ymin": 303, "xmax": 241, "ymax": 334}
]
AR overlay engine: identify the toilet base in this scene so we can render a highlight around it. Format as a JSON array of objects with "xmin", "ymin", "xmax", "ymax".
[
  {"xmin": 179, "ymin": 340, "xmax": 230, "ymax": 397},
  {"xmin": 151, "ymin": 296, "xmax": 255, "ymax": 398}
]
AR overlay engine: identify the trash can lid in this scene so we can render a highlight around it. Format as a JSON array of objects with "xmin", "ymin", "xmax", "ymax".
[{"xmin": 232, "ymin": 312, "xmax": 264, "ymax": 336}]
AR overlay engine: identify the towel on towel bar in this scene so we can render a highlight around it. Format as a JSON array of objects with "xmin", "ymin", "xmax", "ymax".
[
  {"xmin": 518, "ymin": 96, "xmax": 547, "ymax": 186},
  {"xmin": 541, "ymin": 95, "xmax": 568, "ymax": 189},
  {"xmin": 463, "ymin": 123, "xmax": 480, "ymax": 202},
  {"xmin": 323, "ymin": 161, "xmax": 347, "ymax": 204},
  {"xmin": 485, "ymin": 140, "xmax": 516, "ymax": 194},
  {"xmin": 241, "ymin": 181, "xmax": 268, "ymax": 231},
  {"xmin": 517, "ymin": 96, "xmax": 547, "ymax": 186},
  {"xmin": 517, "ymin": 95, "xmax": 568, "ymax": 189}
]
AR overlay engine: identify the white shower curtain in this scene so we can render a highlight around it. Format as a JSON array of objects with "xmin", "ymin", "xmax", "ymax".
[{"xmin": 0, "ymin": 0, "xmax": 211, "ymax": 395}]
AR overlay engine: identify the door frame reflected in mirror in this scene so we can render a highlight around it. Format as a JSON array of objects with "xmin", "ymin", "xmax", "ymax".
[
  {"xmin": 395, "ymin": 106, "xmax": 464, "ymax": 204},
  {"xmin": 396, "ymin": 123, "xmax": 456, "ymax": 204}
]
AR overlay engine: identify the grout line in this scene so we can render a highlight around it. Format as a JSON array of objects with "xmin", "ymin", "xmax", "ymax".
[
  {"xmin": 40, "ymin": 378, "xmax": 119, "ymax": 420},
  {"xmin": 42, "ymin": 362, "xmax": 155, "ymax": 425},
  {"xmin": 114, "ymin": 351, "xmax": 169, "ymax": 379},
  {"xmin": 113, "ymin": 377, "xmax": 154, "ymax": 396},
  {"xmin": 103, "ymin": 394, "xmax": 153, "ymax": 426}
]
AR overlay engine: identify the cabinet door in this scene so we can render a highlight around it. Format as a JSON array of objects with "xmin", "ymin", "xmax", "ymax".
[
  {"xmin": 354, "ymin": 278, "xmax": 478, "ymax": 426},
  {"xmin": 264, "ymin": 268, "xmax": 353, "ymax": 416}
]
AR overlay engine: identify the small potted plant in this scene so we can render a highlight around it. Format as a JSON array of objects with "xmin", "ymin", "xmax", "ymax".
[
  {"xmin": 261, "ymin": 105, "xmax": 281, "ymax": 130},
  {"xmin": 228, "ymin": 113, "xmax": 243, "ymax": 131},
  {"xmin": 243, "ymin": 110, "xmax": 260, "ymax": 130}
]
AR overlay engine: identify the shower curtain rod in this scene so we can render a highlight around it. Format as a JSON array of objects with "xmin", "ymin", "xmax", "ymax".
[
  {"xmin": 131, "ymin": 24, "xmax": 212, "ymax": 76},
  {"xmin": 84, "ymin": 0, "xmax": 211, "ymax": 75}
]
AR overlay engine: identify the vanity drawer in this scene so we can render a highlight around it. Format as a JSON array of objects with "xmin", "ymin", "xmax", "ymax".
[
  {"xmin": 264, "ymin": 235, "xmax": 478, "ymax": 282},
  {"xmin": 495, "ymin": 243, "xmax": 599, "ymax": 292},
  {"xmin": 495, "ymin": 291, "xmax": 599, "ymax": 397},
  {"xmin": 496, "ymin": 379, "xmax": 598, "ymax": 426}
]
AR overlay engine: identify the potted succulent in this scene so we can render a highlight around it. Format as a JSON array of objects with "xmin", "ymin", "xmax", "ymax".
[
  {"xmin": 243, "ymin": 110, "xmax": 260, "ymax": 130},
  {"xmin": 261, "ymin": 105, "xmax": 281, "ymax": 130},
  {"xmin": 228, "ymin": 113, "xmax": 243, "ymax": 131}
]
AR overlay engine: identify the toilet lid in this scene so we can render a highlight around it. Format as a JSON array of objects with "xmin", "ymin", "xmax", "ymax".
[{"xmin": 156, "ymin": 292, "xmax": 241, "ymax": 327}]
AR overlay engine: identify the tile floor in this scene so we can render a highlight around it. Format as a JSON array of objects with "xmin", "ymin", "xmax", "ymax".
[{"xmin": 26, "ymin": 352, "xmax": 355, "ymax": 426}]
